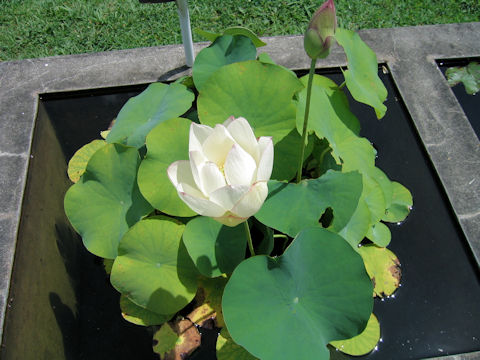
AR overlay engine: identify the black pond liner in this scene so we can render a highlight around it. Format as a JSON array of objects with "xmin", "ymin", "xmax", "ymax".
[
  {"xmin": 6, "ymin": 67, "xmax": 479, "ymax": 360},
  {"xmin": 437, "ymin": 58, "xmax": 480, "ymax": 140}
]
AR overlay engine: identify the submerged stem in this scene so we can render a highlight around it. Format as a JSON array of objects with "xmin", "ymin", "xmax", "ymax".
[
  {"xmin": 318, "ymin": 146, "xmax": 331, "ymax": 165},
  {"xmin": 296, "ymin": 57, "xmax": 317, "ymax": 183},
  {"xmin": 244, "ymin": 221, "xmax": 256, "ymax": 257}
]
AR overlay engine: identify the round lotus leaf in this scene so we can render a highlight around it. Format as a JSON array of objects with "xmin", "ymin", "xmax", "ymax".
[
  {"xmin": 193, "ymin": 34, "xmax": 257, "ymax": 91},
  {"xmin": 382, "ymin": 181, "xmax": 413, "ymax": 223},
  {"xmin": 120, "ymin": 294, "xmax": 172, "ymax": 326},
  {"xmin": 222, "ymin": 227, "xmax": 373, "ymax": 360},
  {"xmin": 366, "ymin": 221, "xmax": 391, "ymax": 247},
  {"xmin": 103, "ymin": 258, "xmax": 114, "ymax": 275},
  {"xmin": 334, "ymin": 28, "xmax": 388, "ymax": 119},
  {"xmin": 358, "ymin": 244, "xmax": 401, "ymax": 298},
  {"xmin": 67, "ymin": 139, "xmax": 106, "ymax": 183},
  {"xmin": 296, "ymin": 74, "xmax": 361, "ymax": 138},
  {"xmin": 196, "ymin": 27, "xmax": 266, "ymax": 48},
  {"xmin": 64, "ymin": 143, "xmax": 153, "ymax": 259},
  {"xmin": 110, "ymin": 216, "xmax": 198, "ymax": 315},
  {"xmin": 152, "ymin": 323, "xmax": 179, "ymax": 356},
  {"xmin": 369, "ymin": 167, "xmax": 393, "ymax": 210},
  {"xmin": 106, "ymin": 82, "xmax": 194, "ymax": 148},
  {"xmin": 328, "ymin": 346, "xmax": 351, "ymax": 360},
  {"xmin": 338, "ymin": 197, "xmax": 371, "ymax": 249},
  {"xmin": 223, "ymin": 27, "xmax": 266, "ymax": 47},
  {"xmin": 137, "ymin": 117, "xmax": 196, "ymax": 217},
  {"xmin": 100, "ymin": 129, "xmax": 110, "ymax": 139},
  {"xmin": 183, "ymin": 216, "xmax": 247, "ymax": 277},
  {"xmin": 197, "ymin": 60, "xmax": 303, "ymax": 144},
  {"xmin": 199, "ymin": 276, "xmax": 228, "ymax": 327},
  {"xmin": 446, "ymin": 62, "xmax": 480, "ymax": 95},
  {"xmin": 251, "ymin": 218, "xmax": 274, "ymax": 256},
  {"xmin": 363, "ymin": 174, "xmax": 386, "ymax": 224},
  {"xmin": 216, "ymin": 328, "xmax": 258, "ymax": 360},
  {"xmin": 271, "ymin": 129, "xmax": 314, "ymax": 182},
  {"xmin": 255, "ymin": 170, "xmax": 363, "ymax": 237},
  {"xmin": 330, "ymin": 313, "xmax": 380, "ymax": 356}
]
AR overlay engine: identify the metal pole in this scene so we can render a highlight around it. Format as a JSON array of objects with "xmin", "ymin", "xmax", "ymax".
[{"xmin": 176, "ymin": 0, "xmax": 194, "ymax": 67}]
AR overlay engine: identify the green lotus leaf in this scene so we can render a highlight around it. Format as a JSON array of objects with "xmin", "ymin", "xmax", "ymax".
[
  {"xmin": 257, "ymin": 52, "xmax": 298, "ymax": 78},
  {"xmin": 251, "ymin": 218, "xmax": 274, "ymax": 256},
  {"xmin": 106, "ymin": 82, "xmax": 194, "ymax": 148},
  {"xmin": 183, "ymin": 216, "xmax": 247, "ymax": 277},
  {"xmin": 64, "ymin": 143, "xmax": 152, "ymax": 259},
  {"xmin": 329, "ymin": 346, "xmax": 351, "ymax": 360},
  {"xmin": 296, "ymin": 74, "xmax": 374, "ymax": 174},
  {"xmin": 271, "ymin": 129, "xmax": 314, "ymax": 181},
  {"xmin": 196, "ymin": 27, "xmax": 266, "ymax": 47},
  {"xmin": 369, "ymin": 167, "xmax": 393, "ymax": 210},
  {"xmin": 338, "ymin": 175, "xmax": 390, "ymax": 249},
  {"xmin": 383, "ymin": 181, "xmax": 413, "ymax": 223},
  {"xmin": 296, "ymin": 75, "xmax": 361, "ymax": 137},
  {"xmin": 103, "ymin": 258, "xmax": 114, "ymax": 275},
  {"xmin": 174, "ymin": 75, "xmax": 196, "ymax": 91},
  {"xmin": 67, "ymin": 139, "xmax": 106, "ymax": 183},
  {"xmin": 334, "ymin": 28, "xmax": 388, "ymax": 119},
  {"xmin": 257, "ymin": 52, "xmax": 275, "ymax": 64},
  {"xmin": 110, "ymin": 216, "xmax": 198, "ymax": 315},
  {"xmin": 304, "ymin": 143, "xmax": 340, "ymax": 180},
  {"xmin": 295, "ymin": 76, "xmax": 394, "ymax": 244},
  {"xmin": 255, "ymin": 170, "xmax": 363, "ymax": 237},
  {"xmin": 224, "ymin": 27, "xmax": 266, "ymax": 47},
  {"xmin": 217, "ymin": 328, "xmax": 258, "ymax": 360},
  {"xmin": 199, "ymin": 276, "xmax": 228, "ymax": 328},
  {"xmin": 338, "ymin": 198, "xmax": 371, "ymax": 249},
  {"xmin": 358, "ymin": 244, "xmax": 401, "ymax": 298},
  {"xmin": 195, "ymin": 28, "xmax": 221, "ymax": 42},
  {"xmin": 120, "ymin": 294, "xmax": 172, "ymax": 326},
  {"xmin": 222, "ymin": 227, "xmax": 373, "ymax": 360},
  {"xmin": 197, "ymin": 60, "xmax": 303, "ymax": 144},
  {"xmin": 188, "ymin": 303, "xmax": 217, "ymax": 325},
  {"xmin": 137, "ymin": 117, "xmax": 196, "ymax": 217},
  {"xmin": 363, "ymin": 174, "xmax": 386, "ymax": 224},
  {"xmin": 366, "ymin": 221, "xmax": 391, "ymax": 247},
  {"xmin": 100, "ymin": 129, "xmax": 111, "ymax": 140},
  {"xmin": 152, "ymin": 323, "xmax": 179, "ymax": 357},
  {"xmin": 193, "ymin": 35, "xmax": 257, "ymax": 91},
  {"xmin": 330, "ymin": 313, "xmax": 380, "ymax": 356},
  {"xmin": 446, "ymin": 62, "xmax": 480, "ymax": 95}
]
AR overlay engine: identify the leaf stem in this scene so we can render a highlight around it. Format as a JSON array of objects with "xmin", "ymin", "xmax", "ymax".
[
  {"xmin": 318, "ymin": 146, "xmax": 331, "ymax": 165},
  {"xmin": 338, "ymin": 81, "xmax": 346, "ymax": 90},
  {"xmin": 244, "ymin": 221, "xmax": 255, "ymax": 257},
  {"xmin": 296, "ymin": 57, "xmax": 317, "ymax": 183}
]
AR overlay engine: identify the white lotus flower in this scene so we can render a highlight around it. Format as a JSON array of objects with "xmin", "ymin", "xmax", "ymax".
[{"xmin": 168, "ymin": 117, "xmax": 273, "ymax": 227}]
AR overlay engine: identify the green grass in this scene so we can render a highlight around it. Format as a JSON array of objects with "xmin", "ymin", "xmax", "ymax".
[{"xmin": 1, "ymin": 0, "xmax": 478, "ymax": 61}]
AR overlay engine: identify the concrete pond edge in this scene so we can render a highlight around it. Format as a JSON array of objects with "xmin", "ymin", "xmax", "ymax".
[{"xmin": 0, "ymin": 22, "xmax": 479, "ymax": 358}]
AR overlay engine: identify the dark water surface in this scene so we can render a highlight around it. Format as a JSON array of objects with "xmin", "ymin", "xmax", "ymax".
[
  {"xmin": 39, "ymin": 66, "xmax": 480, "ymax": 359},
  {"xmin": 328, "ymin": 68, "xmax": 480, "ymax": 360}
]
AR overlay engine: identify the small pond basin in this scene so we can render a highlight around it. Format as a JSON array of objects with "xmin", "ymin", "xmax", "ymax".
[{"xmin": 3, "ymin": 67, "xmax": 479, "ymax": 360}]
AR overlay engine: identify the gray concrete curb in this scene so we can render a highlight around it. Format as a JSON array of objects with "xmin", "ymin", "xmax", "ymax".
[{"xmin": 1, "ymin": 22, "xmax": 479, "ymax": 358}]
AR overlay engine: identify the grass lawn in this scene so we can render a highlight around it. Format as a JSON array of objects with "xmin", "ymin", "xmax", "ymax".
[{"xmin": 1, "ymin": 0, "xmax": 479, "ymax": 61}]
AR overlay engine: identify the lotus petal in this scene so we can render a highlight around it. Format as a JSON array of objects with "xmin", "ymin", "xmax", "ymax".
[
  {"xmin": 231, "ymin": 181, "xmax": 268, "ymax": 218},
  {"xmin": 226, "ymin": 117, "xmax": 260, "ymax": 162},
  {"xmin": 256, "ymin": 137, "xmax": 274, "ymax": 181},
  {"xmin": 224, "ymin": 144, "xmax": 257, "ymax": 186}
]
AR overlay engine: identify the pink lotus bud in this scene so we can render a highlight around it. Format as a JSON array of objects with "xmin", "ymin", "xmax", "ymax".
[{"xmin": 304, "ymin": 0, "xmax": 337, "ymax": 60}]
